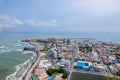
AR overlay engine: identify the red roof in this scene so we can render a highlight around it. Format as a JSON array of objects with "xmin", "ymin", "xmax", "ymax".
[{"xmin": 35, "ymin": 69, "xmax": 44, "ymax": 74}]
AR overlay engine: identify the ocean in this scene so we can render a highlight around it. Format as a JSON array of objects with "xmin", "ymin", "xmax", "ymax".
[{"xmin": 0, "ymin": 31, "xmax": 120, "ymax": 80}]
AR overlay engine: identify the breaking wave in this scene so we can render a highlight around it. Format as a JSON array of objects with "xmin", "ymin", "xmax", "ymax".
[
  {"xmin": 0, "ymin": 46, "xmax": 6, "ymax": 49},
  {"xmin": 6, "ymin": 52, "xmax": 37, "ymax": 80}
]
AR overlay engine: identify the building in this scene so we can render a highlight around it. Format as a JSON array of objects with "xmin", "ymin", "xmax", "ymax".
[
  {"xmin": 48, "ymin": 77, "xmax": 55, "ymax": 80},
  {"xmin": 35, "ymin": 69, "xmax": 45, "ymax": 76},
  {"xmin": 49, "ymin": 49, "xmax": 58, "ymax": 59},
  {"xmin": 60, "ymin": 60, "xmax": 70, "ymax": 68},
  {"xmin": 39, "ymin": 60, "xmax": 52, "ymax": 69},
  {"xmin": 31, "ymin": 75, "xmax": 39, "ymax": 80},
  {"xmin": 76, "ymin": 61, "xmax": 93, "ymax": 71},
  {"xmin": 94, "ymin": 66, "xmax": 105, "ymax": 72},
  {"xmin": 92, "ymin": 52, "xmax": 99, "ymax": 61}
]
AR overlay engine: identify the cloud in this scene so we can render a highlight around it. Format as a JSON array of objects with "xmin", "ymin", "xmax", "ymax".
[
  {"xmin": 67, "ymin": 0, "xmax": 120, "ymax": 17},
  {"xmin": 0, "ymin": 28, "xmax": 3, "ymax": 32},
  {"xmin": 24, "ymin": 19, "xmax": 57, "ymax": 27},
  {"xmin": 0, "ymin": 14, "xmax": 23, "ymax": 28},
  {"xmin": 50, "ymin": 19, "xmax": 56, "ymax": 23},
  {"xmin": 0, "ymin": 14, "xmax": 57, "ymax": 28}
]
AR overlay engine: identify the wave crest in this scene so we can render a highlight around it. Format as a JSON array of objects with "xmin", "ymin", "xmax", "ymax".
[{"xmin": 6, "ymin": 52, "xmax": 37, "ymax": 80}]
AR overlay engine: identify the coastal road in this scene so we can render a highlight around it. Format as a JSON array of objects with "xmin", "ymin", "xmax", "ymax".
[
  {"xmin": 24, "ymin": 51, "xmax": 40, "ymax": 80},
  {"xmin": 23, "ymin": 43, "xmax": 44, "ymax": 80}
]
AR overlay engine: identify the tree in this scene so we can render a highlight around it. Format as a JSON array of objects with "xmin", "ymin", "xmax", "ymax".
[
  {"xmin": 62, "ymin": 72, "xmax": 68, "ymax": 79},
  {"xmin": 73, "ymin": 66, "xmax": 77, "ymax": 69},
  {"xmin": 54, "ymin": 69, "xmax": 58, "ymax": 73},
  {"xmin": 116, "ymin": 70, "xmax": 120, "ymax": 77},
  {"xmin": 117, "ymin": 71, "xmax": 120, "ymax": 76},
  {"xmin": 46, "ymin": 68, "xmax": 54, "ymax": 76},
  {"xmin": 57, "ymin": 67, "xmax": 65, "ymax": 73}
]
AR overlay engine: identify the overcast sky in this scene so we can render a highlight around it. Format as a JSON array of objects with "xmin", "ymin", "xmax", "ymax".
[{"xmin": 0, "ymin": 0, "xmax": 120, "ymax": 32}]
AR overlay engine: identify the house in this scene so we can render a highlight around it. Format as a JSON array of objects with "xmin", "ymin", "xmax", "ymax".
[
  {"xmin": 92, "ymin": 52, "xmax": 99, "ymax": 61},
  {"xmin": 39, "ymin": 60, "xmax": 48, "ymax": 68},
  {"xmin": 39, "ymin": 60, "xmax": 52, "ymax": 69},
  {"xmin": 35, "ymin": 69, "xmax": 45, "ymax": 76},
  {"xmin": 94, "ymin": 66, "xmax": 105, "ymax": 72},
  {"xmin": 60, "ymin": 59, "xmax": 70, "ymax": 68},
  {"xmin": 38, "ymin": 74, "xmax": 49, "ymax": 80}
]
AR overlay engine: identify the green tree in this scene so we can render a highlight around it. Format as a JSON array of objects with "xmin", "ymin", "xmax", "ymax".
[
  {"xmin": 46, "ymin": 68, "xmax": 54, "ymax": 76},
  {"xmin": 116, "ymin": 70, "xmax": 120, "ymax": 77},
  {"xmin": 62, "ymin": 72, "xmax": 68, "ymax": 79},
  {"xmin": 116, "ymin": 70, "xmax": 120, "ymax": 80},
  {"xmin": 57, "ymin": 67, "xmax": 65, "ymax": 73}
]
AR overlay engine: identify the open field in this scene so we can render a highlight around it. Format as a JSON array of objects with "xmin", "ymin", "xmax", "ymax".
[{"xmin": 70, "ymin": 72, "xmax": 107, "ymax": 80}]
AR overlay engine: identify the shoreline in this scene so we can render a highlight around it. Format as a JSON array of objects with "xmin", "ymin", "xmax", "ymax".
[
  {"xmin": 5, "ymin": 52, "xmax": 36, "ymax": 80},
  {"xmin": 23, "ymin": 42, "xmax": 44, "ymax": 80},
  {"xmin": 5, "ymin": 38, "xmax": 120, "ymax": 80},
  {"xmin": 23, "ymin": 50, "xmax": 40, "ymax": 80},
  {"xmin": 5, "ymin": 42, "xmax": 38, "ymax": 80},
  {"xmin": 6, "ymin": 51, "xmax": 37, "ymax": 80}
]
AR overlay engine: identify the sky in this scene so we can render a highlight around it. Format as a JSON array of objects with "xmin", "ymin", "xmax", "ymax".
[{"xmin": 0, "ymin": 0, "xmax": 120, "ymax": 32}]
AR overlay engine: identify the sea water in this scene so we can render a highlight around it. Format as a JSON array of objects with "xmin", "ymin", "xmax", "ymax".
[{"xmin": 0, "ymin": 31, "xmax": 120, "ymax": 80}]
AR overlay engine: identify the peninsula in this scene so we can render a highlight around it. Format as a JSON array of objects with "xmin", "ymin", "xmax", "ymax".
[{"xmin": 22, "ymin": 38, "xmax": 120, "ymax": 80}]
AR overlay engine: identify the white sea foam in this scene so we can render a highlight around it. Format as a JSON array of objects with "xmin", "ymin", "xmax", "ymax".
[
  {"xmin": 6, "ymin": 52, "xmax": 37, "ymax": 80},
  {"xmin": 14, "ymin": 43, "xmax": 22, "ymax": 47},
  {"xmin": 15, "ymin": 49, "xmax": 23, "ymax": 52},
  {"xmin": 0, "ymin": 49, "xmax": 12, "ymax": 53},
  {"xmin": 0, "ymin": 45, "xmax": 6, "ymax": 49},
  {"xmin": 0, "ymin": 48, "xmax": 22, "ymax": 54},
  {"xmin": 22, "ymin": 51, "xmax": 35, "ymax": 54},
  {"xmin": 5, "ymin": 41, "xmax": 37, "ymax": 80},
  {"xmin": 21, "ymin": 42, "xmax": 35, "ymax": 48}
]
